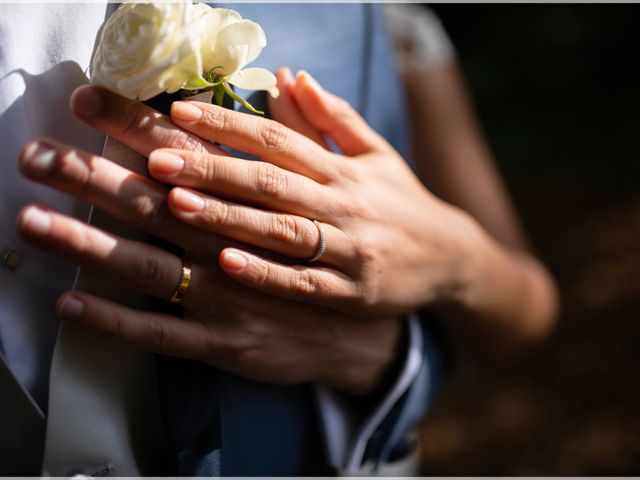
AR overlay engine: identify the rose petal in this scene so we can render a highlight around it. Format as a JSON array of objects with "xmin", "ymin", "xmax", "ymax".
[
  {"xmin": 205, "ymin": 20, "xmax": 266, "ymax": 75},
  {"xmin": 194, "ymin": 5, "xmax": 242, "ymax": 44},
  {"xmin": 229, "ymin": 68, "xmax": 280, "ymax": 98}
]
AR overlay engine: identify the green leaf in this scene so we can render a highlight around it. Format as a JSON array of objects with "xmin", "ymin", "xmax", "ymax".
[
  {"xmin": 183, "ymin": 76, "xmax": 214, "ymax": 90},
  {"xmin": 222, "ymin": 82, "xmax": 265, "ymax": 115}
]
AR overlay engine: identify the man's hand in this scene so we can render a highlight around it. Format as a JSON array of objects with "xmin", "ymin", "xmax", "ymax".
[
  {"xmin": 17, "ymin": 136, "xmax": 402, "ymax": 395},
  {"xmin": 15, "ymin": 77, "xmax": 408, "ymax": 395}
]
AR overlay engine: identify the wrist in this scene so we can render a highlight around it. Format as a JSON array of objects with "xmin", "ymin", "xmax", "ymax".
[
  {"xmin": 455, "ymin": 212, "xmax": 499, "ymax": 312},
  {"xmin": 327, "ymin": 316, "xmax": 405, "ymax": 396},
  {"xmin": 435, "ymin": 205, "xmax": 492, "ymax": 309}
]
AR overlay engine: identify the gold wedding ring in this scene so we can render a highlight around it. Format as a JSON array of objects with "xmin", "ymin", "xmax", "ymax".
[
  {"xmin": 308, "ymin": 220, "xmax": 327, "ymax": 263},
  {"xmin": 170, "ymin": 259, "xmax": 192, "ymax": 304}
]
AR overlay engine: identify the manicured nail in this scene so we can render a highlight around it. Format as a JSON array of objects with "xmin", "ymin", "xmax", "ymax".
[
  {"xmin": 222, "ymin": 250, "xmax": 248, "ymax": 271},
  {"xmin": 297, "ymin": 70, "xmax": 323, "ymax": 93},
  {"xmin": 149, "ymin": 151, "xmax": 185, "ymax": 176},
  {"xmin": 21, "ymin": 206, "xmax": 51, "ymax": 236},
  {"xmin": 59, "ymin": 295, "xmax": 85, "ymax": 318},
  {"xmin": 172, "ymin": 188, "xmax": 205, "ymax": 212},
  {"xmin": 277, "ymin": 67, "xmax": 294, "ymax": 86},
  {"xmin": 71, "ymin": 85, "xmax": 104, "ymax": 118},
  {"xmin": 172, "ymin": 102, "xmax": 203, "ymax": 122},
  {"xmin": 21, "ymin": 141, "xmax": 56, "ymax": 175}
]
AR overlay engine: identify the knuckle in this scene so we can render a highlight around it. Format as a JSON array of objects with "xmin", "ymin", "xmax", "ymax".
[
  {"xmin": 191, "ymin": 152, "xmax": 217, "ymax": 182},
  {"xmin": 338, "ymin": 193, "xmax": 368, "ymax": 219},
  {"xmin": 269, "ymin": 214, "xmax": 300, "ymax": 245},
  {"xmin": 260, "ymin": 122, "xmax": 289, "ymax": 152},
  {"xmin": 135, "ymin": 254, "xmax": 164, "ymax": 290},
  {"xmin": 202, "ymin": 106, "xmax": 228, "ymax": 132},
  {"xmin": 333, "ymin": 98, "xmax": 356, "ymax": 124},
  {"xmin": 335, "ymin": 97, "xmax": 353, "ymax": 114},
  {"xmin": 104, "ymin": 307, "xmax": 125, "ymax": 340},
  {"xmin": 131, "ymin": 190, "xmax": 166, "ymax": 229},
  {"xmin": 67, "ymin": 221, "xmax": 93, "ymax": 257},
  {"xmin": 290, "ymin": 269, "xmax": 317, "ymax": 296},
  {"xmin": 120, "ymin": 106, "xmax": 152, "ymax": 139},
  {"xmin": 255, "ymin": 163, "xmax": 288, "ymax": 197},
  {"xmin": 205, "ymin": 200, "xmax": 233, "ymax": 226},
  {"xmin": 335, "ymin": 159, "xmax": 361, "ymax": 184},
  {"xmin": 226, "ymin": 338, "xmax": 262, "ymax": 366},
  {"xmin": 229, "ymin": 332, "xmax": 260, "ymax": 357},
  {"xmin": 253, "ymin": 261, "xmax": 272, "ymax": 288},
  {"xmin": 146, "ymin": 319, "xmax": 168, "ymax": 351},
  {"xmin": 355, "ymin": 280, "xmax": 378, "ymax": 310},
  {"xmin": 58, "ymin": 149, "xmax": 93, "ymax": 193},
  {"xmin": 166, "ymin": 130, "xmax": 207, "ymax": 153},
  {"xmin": 354, "ymin": 236, "xmax": 378, "ymax": 264}
]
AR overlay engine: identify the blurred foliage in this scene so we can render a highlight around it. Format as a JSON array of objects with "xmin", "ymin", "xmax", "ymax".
[{"xmin": 420, "ymin": 5, "xmax": 640, "ymax": 475}]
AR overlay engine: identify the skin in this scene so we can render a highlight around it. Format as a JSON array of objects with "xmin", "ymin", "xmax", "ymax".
[
  {"xmin": 402, "ymin": 64, "xmax": 559, "ymax": 357},
  {"xmin": 16, "ymin": 78, "xmax": 401, "ymax": 395},
  {"xmin": 15, "ymin": 64, "xmax": 558, "ymax": 396}
]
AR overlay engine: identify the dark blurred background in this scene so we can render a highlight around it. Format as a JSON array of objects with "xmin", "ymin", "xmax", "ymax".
[{"xmin": 419, "ymin": 4, "xmax": 640, "ymax": 475}]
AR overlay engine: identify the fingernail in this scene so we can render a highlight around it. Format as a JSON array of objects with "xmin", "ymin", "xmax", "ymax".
[
  {"xmin": 71, "ymin": 86, "xmax": 104, "ymax": 118},
  {"xmin": 172, "ymin": 102, "xmax": 203, "ymax": 122},
  {"xmin": 149, "ymin": 151, "xmax": 185, "ymax": 176},
  {"xmin": 172, "ymin": 188, "xmax": 205, "ymax": 212},
  {"xmin": 21, "ymin": 206, "xmax": 51, "ymax": 236},
  {"xmin": 277, "ymin": 67, "xmax": 294, "ymax": 85},
  {"xmin": 222, "ymin": 250, "xmax": 248, "ymax": 271},
  {"xmin": 21, "ymin": 141, "xmax": 56, "ymax": 175},
  {"xmin": 297, "ymin": 70, "xmax": 323, "ymax": 93},
  {"xmin": 59, "ymin": 295, "xmax": 85, "ymax": 318}
]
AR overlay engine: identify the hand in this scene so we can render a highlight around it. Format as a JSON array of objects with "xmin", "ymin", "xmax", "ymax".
[
  {"xmin": 17, "ymin": 136, "xmax": 402, "ymax": 394},
  {"xmin": 146, "ymin": 69, "xmax": 486, "ymax": 317},
  {"xmin": 16, "ymin": 84, "xmax": 406, "ymax": 394}
]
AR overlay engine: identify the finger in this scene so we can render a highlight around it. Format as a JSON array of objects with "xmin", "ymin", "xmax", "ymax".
[
  {"xmin": 219, "ymin": 248, "xmax": 358, "ymax": 310},
  {"xmin": 148, "ymin": 148, "xmax": 336, "ymax": 217},
  {"xmin": 268, "ymin": 67, "xmax": 328, "ymax": 148},
  {"xmin": 70, "ymin": 85, "xmax": 228, "ymax": 157},
  {"xmin": 168, "ymin": 188, "xmax": 355, "ymax": 266},
  {"xmin": 292, "ymin": 70, "xmax": 393, "ymax": 156},
  {"xmin": 57, "ymin": 291, "xmax": 211, "ymax": 361},
  {"xmin": 18, "ymin": 137, "xmax": 232, "ymax": 260},
  {"xmin": 169, "ymin": 99, "xmax": 338, "ymax": 182},
  {"xmin": 16, "ymin": 204, "xmax": 208, "ymax": 308}
]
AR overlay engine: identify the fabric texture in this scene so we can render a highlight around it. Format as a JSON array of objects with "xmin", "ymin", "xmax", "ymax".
[
  {"xmin": 0, "ymin": 3, "xmax": 454, "ymax": 475},
  {"xmin": 383, "ymin": 4, "xmax": 456, "ymax": 75},
  {"xmin": 0, "ymin": 3, "xmax": 107, "ymax": 408}
]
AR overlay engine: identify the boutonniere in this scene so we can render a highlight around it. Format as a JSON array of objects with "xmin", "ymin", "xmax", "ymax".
[{"xmin": 90, "ymin": 0, "xmax": 278, "ymax": 114}]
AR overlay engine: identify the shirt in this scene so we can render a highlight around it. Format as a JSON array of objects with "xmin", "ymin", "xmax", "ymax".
[{"xmin": 0, "ymin": 3, "xmax": 108, "ymax": 408}]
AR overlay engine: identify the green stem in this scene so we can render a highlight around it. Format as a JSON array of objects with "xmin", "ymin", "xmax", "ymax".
[
  {"xmin": 214, "ymin": 84, "xmax": 225, "ymax": 107},
  {"xmin": 222, "ymin": 82, "xmax": 264, "ymax": 115}
]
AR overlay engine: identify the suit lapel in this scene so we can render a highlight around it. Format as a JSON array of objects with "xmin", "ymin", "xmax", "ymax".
[
  {"xmin": 42, "ymin": 138, "xmax": 166, "ymax": 476},
  {"xmin": 0, "ymin": 352, "xmax": 45, "ymax": 475}
]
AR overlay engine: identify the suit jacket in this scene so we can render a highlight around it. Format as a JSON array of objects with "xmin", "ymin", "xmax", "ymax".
[{"xmin": 0, "ymin": 4, "xmax": 448, "ymax": 476}]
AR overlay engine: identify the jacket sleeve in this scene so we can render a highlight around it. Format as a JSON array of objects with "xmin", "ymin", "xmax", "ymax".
[{"xmin": 314, "ymin": 311, "xmax": 453, "ymax": 474}]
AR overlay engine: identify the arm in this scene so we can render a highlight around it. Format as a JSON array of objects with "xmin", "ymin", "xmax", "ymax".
[{"xmin": 404, "ymin": 54, "xmax": 558, "ymax": 359}]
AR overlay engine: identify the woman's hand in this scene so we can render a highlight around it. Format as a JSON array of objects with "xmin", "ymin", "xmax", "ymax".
[{"xmin": 147, "ymin": 70, "xmax": 484, "ymax": 318}]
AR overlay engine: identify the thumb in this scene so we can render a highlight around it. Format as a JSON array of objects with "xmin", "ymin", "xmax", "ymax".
[{"xmin": 292, "ymin": 71, "xmax": 391, "ymax": 156}]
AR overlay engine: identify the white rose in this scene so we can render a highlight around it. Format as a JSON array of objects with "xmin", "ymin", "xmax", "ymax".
[
  {"xmin": 90, "ymin": 2, "xmax": 204, "ymax": 101},
  {"xmin": 195, "ymin": 4, "xmax": 279, "ymax": 98}
]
